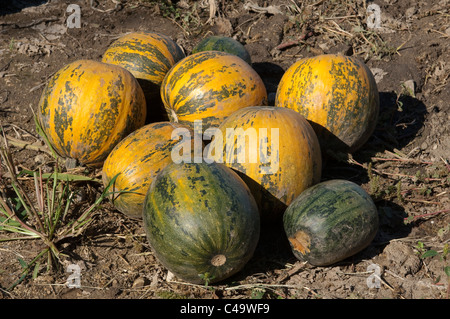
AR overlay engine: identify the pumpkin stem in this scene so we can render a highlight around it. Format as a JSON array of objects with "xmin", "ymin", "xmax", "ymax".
[
  {"xmin": 210, "ymin": 254, "xmax": 226, "ymax": 267},
  {"xmin": 170, "ymin": 109, "xmax": 178, "ymax": 123}
]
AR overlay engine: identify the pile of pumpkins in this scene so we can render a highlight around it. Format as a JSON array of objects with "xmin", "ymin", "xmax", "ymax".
[{"xmin": 37, "ymin": 32, "xmax": 380, "ymax": 285}]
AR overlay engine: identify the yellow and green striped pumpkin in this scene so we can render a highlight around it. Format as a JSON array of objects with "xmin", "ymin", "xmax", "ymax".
[
  {"xmin": 206, "ymin": 106, "xmax": 322, "ymax": 221},
  {"xmin": 275, "ymin": 54, "xmax": 379, "ymax": 154},
  {"xmin": 102, "ymin": 122, "xmax": 195, "ymax": 219},
  {"xmin": 161, "ymin": 51, "xmax": 267, "ymax": 131},
  {"xmin": 102, "ymin": 32, "xmax": 185, "ymax": 122},
  {"xmin": 38, "ymin": 59, "xmax": 146, "ymax": 167}
]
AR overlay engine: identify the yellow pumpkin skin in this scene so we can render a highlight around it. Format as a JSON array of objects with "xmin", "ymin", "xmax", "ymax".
[
  {"xmin": 102, "ymin": 122, "xmax": 195, "ymax": 219},
  {"xmin": 102, "ymin": 32, "xmax": 185, "ymax": 123},
  {"xmin": 206, "ymin": 106, "xmax": 322, "ymax": 221},
  {"xmin": 38, "ymin": 60, "xmax": 146, "ymax": 167},
  {"xmin": 275, "ymin": 54, "xmax": 379, "ymax": 154},
  {"xmin": 161, "ymin": 51, "xmax": 268, "ymax": 131}
]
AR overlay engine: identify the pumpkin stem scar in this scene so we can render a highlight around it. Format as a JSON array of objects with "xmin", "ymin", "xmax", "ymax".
[
  {"xmin": 289, "ymin": 230, "xmax": 311, "ymax": 255},
  {"xmin": 211, "ymin": 254, "xmax": 226, "ymax": 267}
]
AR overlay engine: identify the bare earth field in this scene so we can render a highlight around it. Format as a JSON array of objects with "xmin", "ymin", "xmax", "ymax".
[{"xmin": 0, "ymin": 0, "xmax": 449, "ymax": 300}]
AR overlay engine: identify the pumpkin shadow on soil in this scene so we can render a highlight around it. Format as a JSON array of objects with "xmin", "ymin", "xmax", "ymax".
[
  {"xmin": 226, "ymin": 218, "xmax": 294, "ymax": 286},
  {"xmin": 354, "ymin": 91, "xmax": 427, "ymax": 163},
  {"xmin": 0, "ymin": 0, "xmax": 47, "ymax": 16},
  {"xmin": 225, "ymin": 170, "xmax": 297, "ymax": 282},
  {"xmin": 322, "ymin": 91, "xmax": 427, "ymax": 184}
]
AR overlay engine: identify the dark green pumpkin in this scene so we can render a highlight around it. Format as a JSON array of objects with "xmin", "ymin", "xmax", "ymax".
[
  {"xmin": 143, "ymin": 162, "xmax": 260, "ymax": 284},
  {"xmin": 191, "ymin": 36, "xmax": 252, "ymax": 65},
  {"xmin": 283, "ymin": 179, "xmax": 379, "ymax": 266}
]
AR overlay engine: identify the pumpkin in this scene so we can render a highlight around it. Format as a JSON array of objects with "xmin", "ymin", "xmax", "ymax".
[
  {"xmin": 275, "ymin": 54, "xmax": 379, "ymax": 154},
  {"xmin": 283, "ymin": 179, "xmax": 379, "ymax": 266},
  {"xmin": 38, "ymin": 59, "xmax": 146, "ymax": 167},
  {"xmin": 160, "ymin": 51, "xmax": 267, "ymax": 131},
  {"xmin": 191, "ymin": 35, "xmax": 252, "ymax": 65},
  {"xmin": 205, "ymin": 106, "xmax": 322, "ymax": 221},
  {"xmin": 102, "ymin": 32, "xmax": 185, "ymax": 122},
  {"xmin": 143, "ymin": 162, "xmax": 260, "ymax": 284},
  {"xmin": 102, "ymin": 121, "xmax": 196, "ymax": 219}
]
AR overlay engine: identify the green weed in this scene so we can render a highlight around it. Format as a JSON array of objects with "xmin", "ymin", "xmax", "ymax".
[{"xmin": 0, "ymin": 139, "xmax": 118, "ymax": 290}]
